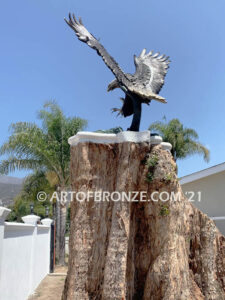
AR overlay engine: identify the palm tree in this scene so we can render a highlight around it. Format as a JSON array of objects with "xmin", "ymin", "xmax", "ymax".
[
  {"xmin": 0, "ymin": 101, "xmax": 87, "ymax": 265},
  {"xmin": 7, "ymin": 170, "xmax": 54, "ymax": 222},
  {"xmin": 149, "ymin": 118, "xmax": 210, "ymax": 162}
]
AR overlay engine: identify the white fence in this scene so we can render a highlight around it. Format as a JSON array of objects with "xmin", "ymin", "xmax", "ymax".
[{"xmin": 0, "ymin": 207, "xmax": 52, "ymax": 300}]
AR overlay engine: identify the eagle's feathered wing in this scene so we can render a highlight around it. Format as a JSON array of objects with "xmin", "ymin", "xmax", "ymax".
[
  {"xmin": 131, "ymin": 49, "xmax": 170, "ymax": 102},
  {"xmin": 64, "ymin": 14, "xmax": 170, "ymax": 103},
  {"xmin": 64, "ymin": 14, "xmax": 131, "ymax": 88}
]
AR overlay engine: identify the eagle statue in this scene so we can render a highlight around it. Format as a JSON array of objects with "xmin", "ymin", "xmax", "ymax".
[{"xmin": 65, "ymin": 14, "xmax": 170, "ymax": 131}]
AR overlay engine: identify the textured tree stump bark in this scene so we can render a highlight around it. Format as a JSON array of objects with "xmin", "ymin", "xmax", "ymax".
[{"xmin": 62, "ymin": 141, "xmax": 225, "ymax": 300}]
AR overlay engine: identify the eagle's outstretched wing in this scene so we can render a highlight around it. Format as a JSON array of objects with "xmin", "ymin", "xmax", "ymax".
[
  {"xmin": 65, "ymin": 14, "xmax": 169, "ymax": 103},
  {"xmin": 131, "ymin": 49, "xmax": 170, "ymax": 102},
  {"xmin": 64, "ymin": 14, "xmax": 131, "ymax": 89}
]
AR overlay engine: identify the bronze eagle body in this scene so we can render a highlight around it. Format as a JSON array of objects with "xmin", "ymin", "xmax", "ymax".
[{"xmin": 65, "ymin": 14, "xmax": 170, "ymax": 131}]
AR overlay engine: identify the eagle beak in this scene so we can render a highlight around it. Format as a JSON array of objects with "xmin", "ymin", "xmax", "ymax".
[{"xmin": 107, "ymin": 79, "xmax": 120, "ymax": 92}]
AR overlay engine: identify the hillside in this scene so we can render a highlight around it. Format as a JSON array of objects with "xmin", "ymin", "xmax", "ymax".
[{"xmin": 0, "ymin": 175, "xmax": 23, "ymax": 207}]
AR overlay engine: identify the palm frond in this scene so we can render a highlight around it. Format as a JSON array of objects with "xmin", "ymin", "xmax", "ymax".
[
  {"xmin": 0, "ymin": 100, "xmax": 87, "ymax": 186},
  {"xmin": 148, "ymin": 118, "xmax": 210, "ymax": 162},
  {"xmin": 183, "ymin": 141, "xmax": 210, "ymax": 162},
  {"xmin": 0, "ymin": 157, "xmax": 42, "ymax": 175}
]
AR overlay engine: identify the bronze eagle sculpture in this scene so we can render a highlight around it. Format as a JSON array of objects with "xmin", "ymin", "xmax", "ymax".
[{"xmin": 65, "ymin": 14, "xmax": 170, "ymax": 131}]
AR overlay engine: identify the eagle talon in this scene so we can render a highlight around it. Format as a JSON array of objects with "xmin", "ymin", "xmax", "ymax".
[{"xmin": 111, "ymin": 108, "xmax": 122, "ymax": 117}]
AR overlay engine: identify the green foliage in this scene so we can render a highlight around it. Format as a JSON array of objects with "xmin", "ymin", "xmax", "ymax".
[
  {"xmin": 146, "ymin": 172, "xmax": 155, "ymax": 182},
  {"xmin": 66, "ymin": 206, "xmax": 71, "ymax": 235},
  {"xmin": 146, "ymin": 155, "xmax": 159, "ymax": 168},
  {"xmin": 163, "ymin": 173, "xmax": 174, "ymax": 183},
  {"xmin": 0, "ymin": 101, "xmax": 87, "ymax": 182},
  {"xmin": 0, "ymin": 101, "xmax": 87, "ymax": 220},
  {"xmin": 145, "ymin": 154, "xmax": 159, "ymax": 182},
  {"xmin": 7, "ymin": 171, "xmax": 54, "ymax": 222},
  {"xmin": 159, "ymin": 204, "xmax": 170, "ymax": 216},
  {"xmin": 149, "ymin": 117, "xmax": 210, "ymax": 162}
]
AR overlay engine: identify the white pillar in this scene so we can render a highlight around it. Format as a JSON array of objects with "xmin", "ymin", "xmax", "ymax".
[
  {"xmin": 22, "ymin": 214, "xmax": 40, "ymax": 225},
  {"xmin": 0, "ymin": 207, "xmax": 11, "ymax": 285},
  {"xmin": 22, "ymin": 214, "xmax": 40, "ymax": 294},
  {"xmin": 41, "ymin": 218, "xmax": 53, "ymax": 227},
  {"xmin": 41, "ymin": 218, "xmax": 53, "ymax": 274}
]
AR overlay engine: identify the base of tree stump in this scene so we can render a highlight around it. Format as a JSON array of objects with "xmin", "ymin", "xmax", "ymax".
[{"xmin": 62, "ymin": 139, "xmax": 225, "ymax": 300}]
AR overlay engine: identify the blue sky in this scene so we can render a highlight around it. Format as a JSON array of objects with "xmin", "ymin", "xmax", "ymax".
[{"xmin": 0, "ymin": 0, "xmax": 225, "ymax": 178}]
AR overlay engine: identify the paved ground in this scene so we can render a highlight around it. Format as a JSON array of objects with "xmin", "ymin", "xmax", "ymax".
[{"xmin": 28, "ymin": 266, "xmax": 67, "ymax": 300}]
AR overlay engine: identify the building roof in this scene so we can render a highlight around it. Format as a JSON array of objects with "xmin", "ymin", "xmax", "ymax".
[{"xmin": 180, "ymin": 162, "xmax": 225, "ymax": 185}]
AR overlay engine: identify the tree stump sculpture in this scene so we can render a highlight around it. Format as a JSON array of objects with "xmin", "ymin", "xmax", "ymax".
[{"xmin": 62, "ymin": 134, "xmax": 225, "ymax": 300}]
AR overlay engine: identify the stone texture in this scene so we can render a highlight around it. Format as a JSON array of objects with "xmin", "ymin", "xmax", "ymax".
[
  {"xmin": 62, "ymin": 142, "xmax": 225, "ymax": 300},
  {"xmin": 116, "ymin": 131, "xmax": 150, "ymax": 143},
  {"xmin": 161, "ymin": 141, "xmax": 173, "ymax": 151},
  {"xmin": 68, "ymin": 131, "xmax": 151, "ymax": 145},
  {"xmin": 150, "ymin": 135, "xmax": 163, "ymax": 144},
  {"xmin": 68, "ymin": 131, "xmax": 117, "ymax": 145}
]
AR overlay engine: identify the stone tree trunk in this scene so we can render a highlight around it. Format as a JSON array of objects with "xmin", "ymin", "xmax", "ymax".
[
  {"xmin": 55, "ymin": 189, "xmax": 67, "ymax": 266},
  {"xmin": 62, "ymin": 132, "xmax": 225, "ymax": 300}
]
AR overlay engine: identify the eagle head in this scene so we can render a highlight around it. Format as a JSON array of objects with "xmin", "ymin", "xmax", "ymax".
[{"xmin": 107, "ymin": 79, "xmax": 120, "ymax": 92}]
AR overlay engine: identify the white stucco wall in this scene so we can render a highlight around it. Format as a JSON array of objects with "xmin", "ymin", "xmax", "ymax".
[
  {"xmin": 0, "ymin": 223, "xmax": 34, "ymax": 300},
  {"xmin": 181, "ymin": 170, "xmax": 225, "ymax": 235},
  {"xmin": 0, "ymin": 214, "xmax": 51, "ymax": 300},
  {"xmin": 32, "ymin": 226, "xmax": 51, "ymax": 291}
]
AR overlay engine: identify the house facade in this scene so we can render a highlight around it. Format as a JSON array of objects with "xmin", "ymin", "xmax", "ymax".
[{"xmin": 180, "ymin": 162, "xmax": 225, "ymax": 236}]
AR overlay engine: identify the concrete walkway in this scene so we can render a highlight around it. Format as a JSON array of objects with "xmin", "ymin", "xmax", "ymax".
[{"xmin": 28, "ymin": 266, "xmax": 67, "ymax": 300}]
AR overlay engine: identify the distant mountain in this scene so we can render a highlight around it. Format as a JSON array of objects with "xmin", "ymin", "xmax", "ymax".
[{"xmin": 0, "ymin": 176, "xmax": 24, "ymax": 207}]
